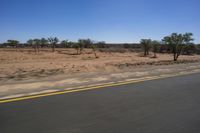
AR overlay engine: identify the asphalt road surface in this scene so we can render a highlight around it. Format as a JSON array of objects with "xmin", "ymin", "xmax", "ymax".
[{"xmin": 1, "ymin": 73, "xmax": 200, "ymax": 133}]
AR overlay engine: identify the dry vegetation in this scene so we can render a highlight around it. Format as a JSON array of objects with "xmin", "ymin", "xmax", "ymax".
[{"xmin": 1, "ymin": 48, "xmax": 200, "ymax": 81}]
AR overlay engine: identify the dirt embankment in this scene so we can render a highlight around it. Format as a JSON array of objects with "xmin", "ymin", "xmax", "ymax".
[{"xmin": 1, "ymin": 48, "xmax": 200, "ymax": 82}]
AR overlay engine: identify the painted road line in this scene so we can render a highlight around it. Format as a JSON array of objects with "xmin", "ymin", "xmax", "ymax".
[
  {"xmin": 0, "ymin": 71, "xmax": 199, "ymax": 104},
  {"xmin": 0, "ymin": 77, "xmax": 159, "ymax": 104}
]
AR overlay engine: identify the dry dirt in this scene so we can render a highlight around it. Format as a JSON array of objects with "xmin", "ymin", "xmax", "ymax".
[{"xmin": 1, "ymin": 48, "xmax": 200, "ymax": 82}]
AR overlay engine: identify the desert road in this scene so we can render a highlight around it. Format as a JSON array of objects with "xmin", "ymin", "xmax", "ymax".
[{"xmin": 1, "ymin": 73, "xmax": 200, "ymax": 133}]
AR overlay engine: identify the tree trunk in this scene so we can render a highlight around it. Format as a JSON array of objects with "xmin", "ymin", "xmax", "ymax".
[
  {"xmin": 174, "ymin": 53, "xmax": 177, "ymax": 61},
  {"xmin": 144, "ymin": 49, "xmax": 147, "ymax": 56},
  {"xmin": 176, "ymin": 53, "xmax": 180, "ymax": 61},
  {"xmin": 77, "ymin": 49, "xmax": 79, "ymax": 55},
  {"xmin": 154, "ymin": 52, "xmax": 157, "ymax": 58},
  {"xmin": 147, "ymin": 50, "xmax": 149, "ymax": 55},
  {"xmin": 93, "ymin": 49, "xmax": 97, "ymax": 58},
  {"xmin": 37, "ymin": 44, "xmax": 39, "ymax": 53},
  {"xmin": 144, "ymin": 51, "xmax": 146, "ymax": 56},
  {"xmin": 35, "ymin": 46, "xmax": 37, "ymax": 54},
  {"xmin": 80, "ymin": 48, "xmax": 83, "ymax": 55},
  {"xmin": 52, "ymin": 44, "xmax": 55, "ymax": 52}
]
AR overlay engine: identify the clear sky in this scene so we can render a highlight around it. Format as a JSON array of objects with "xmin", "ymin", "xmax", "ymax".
[{"xmin": 0, "ymin": 0, "xmax": 199, "ymax": 43}]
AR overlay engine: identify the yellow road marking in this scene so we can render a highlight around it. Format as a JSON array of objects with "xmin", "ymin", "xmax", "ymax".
[{"xmin": 0, "ymin": 72, "xmax": 197, "ymax": 104}]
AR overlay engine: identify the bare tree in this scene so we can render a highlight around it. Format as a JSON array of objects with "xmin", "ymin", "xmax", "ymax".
[{"xmin": 48, "ymin": 37, "xmax": 59, "ymax": 52}]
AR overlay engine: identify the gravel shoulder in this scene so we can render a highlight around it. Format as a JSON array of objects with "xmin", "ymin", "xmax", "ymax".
[{"xmin": 0, "ymin": 62, "xmax": 200, "ymax": 100}]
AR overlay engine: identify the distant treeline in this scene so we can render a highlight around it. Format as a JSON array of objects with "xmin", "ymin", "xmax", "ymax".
[
  {"xmin": 0, "ymin": 35, "xmax": 200, "ymax": 57},
  {"xmin": 0, "ymin": 41, "xmax": 141, "ymax": 49},
  {"xmin": 1, "ymin": 41, "xmax": 200, "ymax": 54}
]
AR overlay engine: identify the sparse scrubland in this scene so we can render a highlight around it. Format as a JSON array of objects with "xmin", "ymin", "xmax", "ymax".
[
  {"xmin": 0, "ymin": 48, "xmax": 200, "ymax": 82},
  {"xmin": 0, "ymin": 33, "xmax": 200, "ymax": 82}
]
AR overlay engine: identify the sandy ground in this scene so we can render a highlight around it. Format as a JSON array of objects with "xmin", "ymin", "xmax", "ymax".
[{"xmin": 1, "ymin": 48, "xmax": 200, "ymax": 83}]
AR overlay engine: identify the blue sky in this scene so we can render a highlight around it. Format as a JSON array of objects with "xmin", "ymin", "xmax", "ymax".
[{"xmin": 0, "ymin": 0, "xmax": 199, "ymax": 43}]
